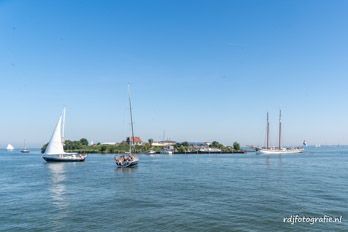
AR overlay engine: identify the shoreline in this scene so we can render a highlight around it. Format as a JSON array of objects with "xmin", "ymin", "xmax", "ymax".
[{"xmin": 64, "ymin": 150, "xmax": 248, "ymax": 155}]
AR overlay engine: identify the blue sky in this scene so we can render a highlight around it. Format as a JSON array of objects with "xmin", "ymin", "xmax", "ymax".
[{"xmin": 0, "ymin": 0, "xmax": 348, "ymax": 147}]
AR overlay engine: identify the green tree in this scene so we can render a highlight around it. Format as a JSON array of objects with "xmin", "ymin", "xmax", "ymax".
[
  {"xmin": 80, "ymin": 138, "xmax": 89, "ymax": 146},
  {"xmin": 181, "ymin": 141, "xmax": 189, "ymax": 147},
  {"xmin": 107, "ymin": 146, "xmax": 115, "ymax": 153},
  {"xmin": 176, "ymin": 145, "xmax": 186, "ymax": 153},
  {"xmin": 233, "ymin": 142, "xmax": 240, "ymax": 151},
  {"xmin": 210, "ymin": 141, "xmax": 223, "ymax": 149},
  {"xmin": 144, "ymin": 143, "xmax": 151, "ymax": 151},
  {"xmin": 148, "ymin": 138, "xmax": 154, "ymax": 146},
  {"xmin": 100, "ymin": 145, "xmax": 107, "ymax": 153}
]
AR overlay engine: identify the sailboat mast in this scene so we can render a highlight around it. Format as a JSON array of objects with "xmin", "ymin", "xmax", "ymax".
[
  {"xmin": 266, "ymin": 112, "xmax": 270, "ymax": 149},
  {"xmin": 278, "ymin": 110, "xmax": 282, "ymax": 150},
  {"xmin": 128, "ymin": 85, "xmax": 135, "ymax": 154}
]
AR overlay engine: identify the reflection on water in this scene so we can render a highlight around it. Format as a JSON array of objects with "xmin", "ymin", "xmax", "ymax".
[
  {"xmin": 263, "ymin": 155, "xmax": 283, "ymax": 168},
  {"xmin": 115, "ymin": 167, "xmax": 138, "ymax": 174},
  {"xmin": 47, "ymin": 163, "xmax": 69, "ymax": 209}
]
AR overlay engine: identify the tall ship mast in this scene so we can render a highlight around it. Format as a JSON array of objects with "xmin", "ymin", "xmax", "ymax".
[
  {"xmin": 266, "ymin": 112, "xmax": 270, "ymax": 149},
  {"xmin": 278, "ymin": 110, "xmax": 282, "ymax": 150}
]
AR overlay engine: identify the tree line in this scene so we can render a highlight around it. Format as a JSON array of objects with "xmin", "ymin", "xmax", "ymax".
[{"xmin": 41, "ymin": 138, "xmax": 242, "ymax": 154}]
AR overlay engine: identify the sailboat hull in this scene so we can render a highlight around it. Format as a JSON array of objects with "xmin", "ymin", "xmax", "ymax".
[
  {"xmin": 42, "ymin": 154, "xmax": 86, "ymax": 162},
  {"xmin": 119, "ymin": 160, "xmax": 138, "ymax": 168},
  {"xmin": 114, "ymin": 155, "xmax": 139, "ymax": 168}
]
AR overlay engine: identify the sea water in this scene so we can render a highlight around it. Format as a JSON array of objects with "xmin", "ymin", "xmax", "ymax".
[{"xmin": 0, "ymin": 147, "xmax": 347, "ymax": 231}]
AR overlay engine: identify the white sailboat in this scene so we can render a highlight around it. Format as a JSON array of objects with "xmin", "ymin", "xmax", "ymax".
[
  {"xmin": 114, "ymin": 86, "xmax": 139, "ymax": 168},
  {"xmin": 258, "ymin": 110, "xmax": 304, "ymax": 155},
  {"xmin": 21, "ymin": 140, "xmax": 30, "ymax": 153},
  {"xmin": 6, "ymin": 144, "xmax": 14, "ymax": 151},
  {"xmin": 42, "ymin": 108, "xmax": 87, "ymax": 162}
]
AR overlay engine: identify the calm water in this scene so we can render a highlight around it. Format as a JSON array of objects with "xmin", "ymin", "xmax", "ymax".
[{"xmin": 0, "ymin": 147, "xmax": 347, "ymax": 232}]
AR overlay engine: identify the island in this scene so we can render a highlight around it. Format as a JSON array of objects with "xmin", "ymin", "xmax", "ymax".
[{"xmin": 41, "ymin": 138, "xmax": 245, "ymax": 154}]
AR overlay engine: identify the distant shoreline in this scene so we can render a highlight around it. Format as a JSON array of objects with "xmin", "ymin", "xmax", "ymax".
[
  {"xmin": 64, "ymin": 150, "xmax": 248, "ymax": 155},
  {"xmin": 41, "ymin": 138, "xmax": 245, "ymax": 155}
]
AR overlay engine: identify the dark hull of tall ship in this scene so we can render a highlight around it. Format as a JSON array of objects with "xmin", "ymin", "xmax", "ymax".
[
  {"xmin": 42, "ymin": 154, "xmax": 86, "ymax": 162},
  {"xmin": 21, "ymin": 150, "xmax": 30, "ymax": 153}
]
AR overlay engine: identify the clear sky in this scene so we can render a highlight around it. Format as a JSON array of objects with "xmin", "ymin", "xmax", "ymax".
[{"xmin": 1, "ymin": 0, "xmax": 348, "ymax": 147}]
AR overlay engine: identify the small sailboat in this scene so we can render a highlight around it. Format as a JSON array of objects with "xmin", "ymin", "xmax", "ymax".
[
  {"xmin": 114, "ymin": 86, "xmax": 139, "ymax": 168},
  {"xmin": 21, "ymin": 140, "xmax": 30, "ymax": 153},
  {"xmin": 258, "ymin": 111, "xmax": 304, "ymax": 155},
  {"xmin": 6, "ymin": 144, "xmax": 14, "ymax": 151},
  {"xmin": 42, "ymin": 108, "xmax": 87, "ymax": 162}
]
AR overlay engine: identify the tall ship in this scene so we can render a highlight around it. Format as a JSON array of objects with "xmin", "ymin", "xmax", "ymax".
[
  {"xmin": 42, "ymin": 108, "xmax": 87, "ymax": 162},
  {"xmin": 114, "ymin": 85, "xmax": 139, "ymax": 168},
  {"xmin": 258, "ymin": 110, "xmax": 304, "ymax": 155}
]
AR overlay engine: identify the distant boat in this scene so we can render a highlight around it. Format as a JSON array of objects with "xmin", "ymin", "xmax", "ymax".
[
  {"xmin": 258, "ymin": 111, "xmax": 304, "ymax": 155},
  {"xmin": 21, "ymin": 140, "xmax": 30, "ymax": 153},
  {"xmin": 6, "ymin": 144, "xmax": 14, "ymax": 151},
  {"xmin": 199, "ymin": 147, "xmax": 222, "ymax": 153},
  {"xmin": 147, "ymin": 150, "xmax": 157, "ymax": 155},
  {"xmin": 160, "ymin": 147, "xmax": 174, "ymax": 155},
  {"xmin": 114, "ymin": 86, "xmax": 139, "ymax": 168},
  {"xmin": 42, "ymin": 108, "xmax": 87, "ymax": 162}
]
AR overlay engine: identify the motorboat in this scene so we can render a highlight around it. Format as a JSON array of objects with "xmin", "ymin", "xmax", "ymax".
[{"xmin": 160, "ymin": 148, "xmax": 173, "ymax": 155}]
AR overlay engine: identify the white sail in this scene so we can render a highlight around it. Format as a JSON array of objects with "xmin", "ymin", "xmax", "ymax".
[
  {"xmin": 62, "ymin": 108, "xmax": 66, "ymax": 142},
  {"xmin": 6, "ymin": 144, "xmax": 14, "ymax": 150},
  {"xmin": 45, "ymin": 111, "xmax": 65, "ymax": 155}
]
